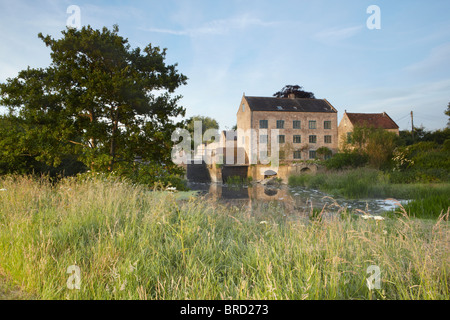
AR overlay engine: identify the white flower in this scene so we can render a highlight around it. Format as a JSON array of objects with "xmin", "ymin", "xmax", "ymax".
[
  {"xmin": 361, "ymin": 214, "xmax": 385, "ymax": 221},
  {"xmin": 0, "ymin": 188, "xmax": 6, "ymax": 191},
  {"xmin": 260, "ymin": 221, "xmax": 268, "ymax": 224}
]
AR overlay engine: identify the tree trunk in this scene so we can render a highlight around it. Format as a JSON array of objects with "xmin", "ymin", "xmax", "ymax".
[{"xmin": 108, "ymin": 107, "xmax": 120, "ymax": 172}]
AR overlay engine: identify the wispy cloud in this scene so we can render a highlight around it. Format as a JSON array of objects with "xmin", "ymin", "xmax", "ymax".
[
  {"xmin": 345, "ymin": 79, "xmax": 450, "ymax": 129},
  {"xmin": 404, "ymin": 42, "xmax": 450, "ymax": 77},
  {"xmin": 314, "ymin": 25, "xmax": 363, "ymax": 44},
  {"xmin": 143, "ymin": 15, "xmax": 278, "ymax": 37}
]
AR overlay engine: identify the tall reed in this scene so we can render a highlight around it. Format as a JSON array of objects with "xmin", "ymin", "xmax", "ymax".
[{"xmin": 0, "ymin": 175, "xmax": 448, "ymax": 299}]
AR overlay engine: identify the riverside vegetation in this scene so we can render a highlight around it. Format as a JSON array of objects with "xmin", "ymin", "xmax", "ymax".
[
  {"xmin": 289, "ymin": 124, "xmax": 450, "ymax": 220},
  {"xmin": 0, "ymin": 175, "xmax": 448, "ymax": 299},
  {"xmin": 288, "ymin": 168, "xmax": 450, "ymax": 220}
]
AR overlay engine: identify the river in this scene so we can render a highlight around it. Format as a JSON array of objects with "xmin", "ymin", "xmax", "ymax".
[{"xmin": 187, "ymin": 182, "xmax": 407, "ymax": 218}]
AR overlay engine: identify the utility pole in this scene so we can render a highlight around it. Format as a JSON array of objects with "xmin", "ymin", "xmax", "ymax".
[{"xmin": 411, "ymin": 111, "xmax": 414, "ymax": 141}]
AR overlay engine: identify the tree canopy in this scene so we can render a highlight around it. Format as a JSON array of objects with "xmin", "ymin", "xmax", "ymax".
[
  {"xmin": 446, "ymin": 102, "xmax": 450, "ymax": 127},
  {"xmin": 0, "ymin": 25, "xmax": 187, "ymax": 175},
  {"xmin": 185, "ymin": 115, "xmax": 220, "ymax": 150},
  {"xmin": 346, "ymin": 125, "xmax": 400, "ymax": 169},
  {"xmin": 273, "ymin": 85, "xmax": 316, "ymax": 99}
]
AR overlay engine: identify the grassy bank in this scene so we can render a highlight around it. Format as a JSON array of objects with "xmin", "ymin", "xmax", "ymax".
[
  {"xmin": 289, "ymin": 168, "xmax": 450, "ymax": 219},
  {"xmin": 0, "ymin": 175, "xmax": 448, "ymax": 299}
]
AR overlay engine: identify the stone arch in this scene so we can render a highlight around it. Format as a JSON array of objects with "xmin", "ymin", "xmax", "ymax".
[
  {"xmin": 300, "ymin": 167, "xmax": 312, "ymax": 174},
  {"xmin": 264, "ymin": 169, "xmax": 277, "ymax": 179}
]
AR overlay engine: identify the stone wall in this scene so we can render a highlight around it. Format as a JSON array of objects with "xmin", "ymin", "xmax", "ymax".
[
  {"xmin": 237, "ymin": 106, "xmax": 338, "ymax": 163},
  {"xmin": 248, "ymin": 163, "xmax": 318, "ymax": 182}
]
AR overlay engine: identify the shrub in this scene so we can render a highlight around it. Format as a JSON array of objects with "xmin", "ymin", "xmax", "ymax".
[
  {"xmin": 324, "ymin": 152, "xmax": 368, "ymax": 170},
  {"xmin": 125, "ymin": 162, "xmax": 187, "ymax": 190}
]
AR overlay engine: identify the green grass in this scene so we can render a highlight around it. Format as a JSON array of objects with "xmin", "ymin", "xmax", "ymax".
[
  {"xmin": 0, "ymin": 175, "xmax": 448, "ymax": 300},
  {"xmin": 289, "ymin": 168, "xmax": 450, "ymax": 219}
]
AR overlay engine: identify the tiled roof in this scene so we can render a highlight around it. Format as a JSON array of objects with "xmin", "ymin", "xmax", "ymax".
[
  {"xmin": 244, "ymin": 96, "xmax": 337, "ymax": 113},
  {"xmin": 345, "ymin": 112, "xmax": 399, "ymax": 129}
]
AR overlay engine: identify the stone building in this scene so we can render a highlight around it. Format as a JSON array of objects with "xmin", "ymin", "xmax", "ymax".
[
  {"xmin": 236, "ymin": 94, "xmax": 338, "ymax": 164},
  {"xmin": 338, "ymin": 111, "xmax": 399, "ymax": 150}
]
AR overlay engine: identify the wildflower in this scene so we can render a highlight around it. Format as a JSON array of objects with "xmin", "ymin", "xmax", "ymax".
[
  {"xmin": 260, "ymin": 221, "xmax": 268, "ymax": 224},
  {"xmin": 166, "ymin": 186, "xmax": 177, "ymax": 192},
  {"xmin": 0, "ymin": 188, "xmax": 6, "ymax": 191},
  {"xmin": 361, "ymin": 214, "xmax": 384, "ymax": 221}
]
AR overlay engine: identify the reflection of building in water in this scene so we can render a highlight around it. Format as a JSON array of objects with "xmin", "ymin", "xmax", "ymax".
[{"xmin": 206, "ymin": 183, "xmax": 297, "ymax": 214}]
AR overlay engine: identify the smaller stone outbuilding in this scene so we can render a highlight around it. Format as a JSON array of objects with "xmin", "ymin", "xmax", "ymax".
[{"xmin": 338, "ymin": 111, "xmax": 399, "ymax": 150}]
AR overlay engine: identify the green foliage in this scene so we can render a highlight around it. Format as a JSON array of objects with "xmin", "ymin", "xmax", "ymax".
[
  {"xmin": 316, "ymin": 146, "xmax": 332, "ymax": 160},
  {"xmin": 1, "ymin": 176, "xmax": 448, "ymax": 299},
  {"xmin": 185, "ymin": 115, "xmax": 220, "ymax": 150},
  {"xmin": 399, "ymin": 127, "xmax": 450, "ymax": 146},
  {"xmin": 347, "ymin": 125, "xmax": 399, "ymax": 169},
  {"xmin": 446, "ymin": 102, "xmax": 450, "ymax": 127},
  {"xmin": 324, "ymin": 152, "xmax": 368, "ymax": 170},
  {"xmin": 401, "ymin": 193, "xmax": 450, "ymax": 220},
  {"xmin": 390, "ymin": 141, "xmax": 450, "ymax": 183},
  {"xmin": 290, "ymin": 168, "xmax": 386, "ymax": 198},
  {"xmin": 289, "ymin": 168, "xmax": 450, "ymax": 219},
  {"xmin": 273, "ymin": 85, "xmax": 315, "ymax": 99},
  {"xmin": 124, "ymin": 162, "xmax": 187, "ymax": 191},
  {"xmin": 0, "ymin": 25, "xmax": 187, "ymax": 175},
  {"xmin": 225, "ymin": 175, "xmax": 253, "ymax": 186}
]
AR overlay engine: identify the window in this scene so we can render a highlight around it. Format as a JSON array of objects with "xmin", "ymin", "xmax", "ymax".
[
  {"xmin": 260, "ymin": 151, "xmax": 270, "ymax": 160},
  {"xmin": 293, "ymin": 135, "xmax": 301, "ymax": 143},
  {"xmin": 324, "ymin": 135, "xmax": 332, "ymax": 144},
  {"xmin": 309, "ymin": 120, "xmax": 316, "ymax": 129},
  {"xmin": 279, "ymin": 150, "xmax": 285, "ymax": 160},
  {"xmin": 276, "ymin": 120, "xmax": 285, "ymax": 129},
  {"xmin": 324, "ymin": 121, "xmax": 331, "ymax": 129},
  {"xmin": 293, "ymin": 120, "xmax": 301, "ymax": 129},
  {"xmin": 309, "ymin": 150, "xmax": 317, "ymax": 159},
  {"xmin": 278, "ymin": 135, "xmax": 285, "ymax": 143},
  {"xmin": 260, "ymin": 120, "xmax": 268, "ymax": 129},
  {"xmin": 260, "ymin": 135, "xmax": 268, "ymax": 144},
  {"xmin": 242, "ymin": 103, "xmax": 245, "ymax": 112},
  {"xmin": 309, "ymin": 135, "xmax": 317, "ymax": 143},
  {"xmin": 294, "ymin": 151, "xmax": 302, "ymax": 159}
]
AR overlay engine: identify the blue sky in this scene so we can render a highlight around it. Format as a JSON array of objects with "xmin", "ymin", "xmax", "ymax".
[{"xmin": 1, "ymin": 0, "xmax": 449, "ymax": 130}]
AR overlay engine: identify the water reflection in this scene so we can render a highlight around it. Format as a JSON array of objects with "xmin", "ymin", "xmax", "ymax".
[{"xmin": 187, "ymin": 182, "xmax": 402, "ymax": 217}]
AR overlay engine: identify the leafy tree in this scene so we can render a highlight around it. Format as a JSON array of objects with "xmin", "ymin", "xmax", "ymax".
[
  {"xmin": 347, "ymin": 125, "xmax": 399, "ymax": 169},
  {"xmin": 446, "ymin": 102, "xmax": 450, "ymax": 127},
  {"xmin": 324, "ymin": 152, "xmax": 368, "ymax": 170},
  {"xmin": 185, "ymin": 115, "xmax": 220, "ymax": 150},
  {"xmin": 273, "ymin": 85, "xmax": 316, "ymax": 99},
  {"xmin": 316, "ymin": 147, "xmax": 332, "ymax": 160},
  {"xmin": 399, "ymin": 127, "xmax": 450, "ymax": 146},
  {"xmin": 0, "ymin": 25, "xmax": 187, "ymax": 175}
]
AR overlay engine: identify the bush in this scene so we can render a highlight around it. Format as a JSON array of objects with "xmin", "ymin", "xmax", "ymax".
[
  {"xmin": 124, "ymin": 162, "xmax": 187, "ymax": 191},
  {"xmin": 324, "ymin": 152, "xmax": 368, "ymax": 170},
  {"xmin": 391, "ymin": 141, "xmax": 450, "ymax": 183}
]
